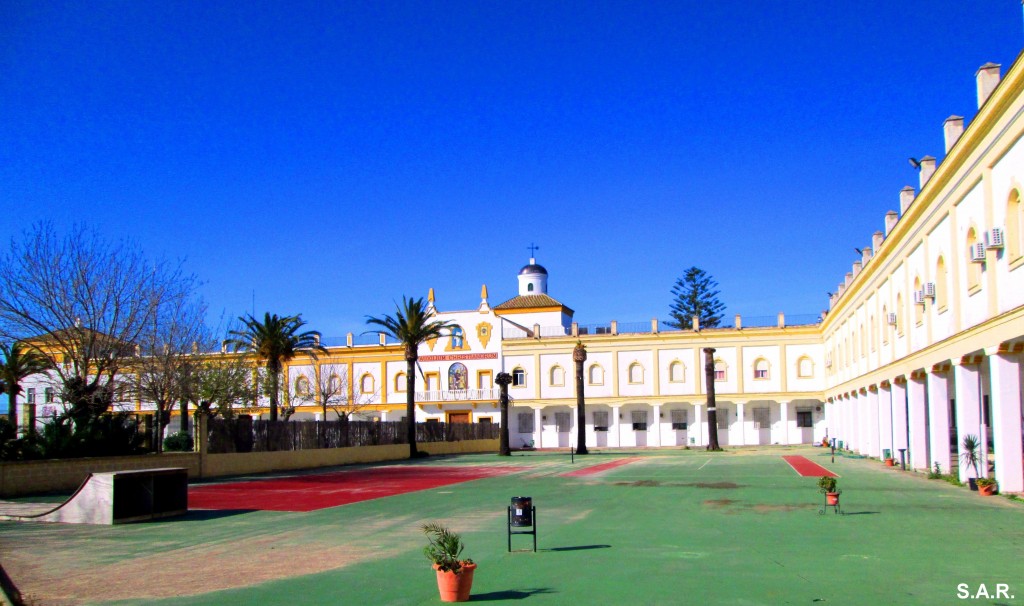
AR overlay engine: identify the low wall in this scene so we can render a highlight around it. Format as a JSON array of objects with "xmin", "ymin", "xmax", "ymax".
[
  {"xmin": 0, "ymin": 453, "xmax": 200, "ymax": 498},
  {"xmin": 0, "ymin": 439, "xmax": 499, "ymax": 497}
]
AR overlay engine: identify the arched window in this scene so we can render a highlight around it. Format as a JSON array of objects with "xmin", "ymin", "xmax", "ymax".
[
  {"xmin": 628, "ymin": 362, "xmax": 644, "ymax": 384},
  {"xmin": 512, "ymin": 367, "xmax": 526, "ymax": 387},
  {"xmin": 294, "ymin": 376, "xmax": 310, "ymax": 396},
  {"xmin": 852, "ymin": 328, "xmax": 858, "ymax": 360},
  {"xmin": 668, "ymin": 361, "xmax": 685, "ymax": 382},
  {"xmin": 549, "ymin": 365, "xmax": 565, "ymax": 386},
  {"xmin": 797, "ymin": 356, "xmax": 814, "ymax": 378},
  {"xmin": 588, "ymin": 364, "xmax": 604, "ymax": 385},
  {"xmin": 870, "ymin": 315, "xmax": 877, "ymax": 352},
  {"xmin": 713, "ymin": 360, "xmax": 727, "ymax": 381},
  {"xmin": 1007, "ymin": 189, "xmax": 1022, "ymax": 262},
  {"xmin": 360, "ymin": 373, "xmax": 375, "ymax": 394},
  {"xmin": 967, "ymin": 227, "xmax": 983, "ymax": 290},
  {"xmin": 913, "ymin": 276, "xmax": 924, "ymax": 325},
  {"xmin": 753, "ymin": 358, "xmax": 769, "ymax": 380},
  {"xmin": 860, "ymin": 323, "xmax": 867, "ymax": 358},
  {"xmin": 448, "ymin": 363, "xmax": 468, "ymax": 390},
  {"xmin": 882, "ymin": 305, "xmax": 890, "ymax": 345},
  {"xmin": 328, "ymin": 374, "xmax": 340, "ymax": 393},
  {"xmin": 936, "ymin": 256, "xmax": 948, "ymax": 311},
  {"xmin": 527, "ymin": 283, "xmax": 534, "ymax": 292},
  {"xmin": 896, "ymin": 293, "xmax": 905, "ymax": 336},
  {"xmin": 394, "ymin": 372, "xmax": 407, "ymax": 393}
]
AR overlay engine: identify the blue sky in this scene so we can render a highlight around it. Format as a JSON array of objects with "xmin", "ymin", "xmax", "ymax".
[{"xmin": 2, "ymin": 1, "xmax": 1024, "ymax": 348}]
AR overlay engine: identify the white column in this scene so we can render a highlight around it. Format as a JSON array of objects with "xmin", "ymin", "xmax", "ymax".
[
  {"xmin": 891, "ymin": 380, "xmax": 909, "ymax": 464},
  {"xmin": 907, "ymin": 376, "xmax": 928, "ymax": 471},
  {"xmin": 611, "ymin": 405, "xmax": 621, "ymax": 448},
  {"xmin": 534, "ymin": 408, "xmax": 543, "ymax": 449},
  {"xmin": 987, "ymin": 351, "xmax": 1024, "ymax": 493},
  {"xmin": 693, "ymin": 403, "xmax": 705, "ymax": 447},
  {"xmin": 878, "ymin": 385, "xmax": 894, "ymax": 457},
  {"xmin": 779, "ymin": 401, "xmax": 790, "ymax": 445},
  {"xmin": 865, "ymin": 389, "xmax": 880, "ymax": 458},
  {"xmin": 954, "ymin": 361, "xmax": 982, "ymax": 482},
  {"xmin": 926, "ymin": 370, "xmax": 952, "ymax": 475},
  {"xmin": 846, "ymin": 395, "xmax": 857, "ymax": 450},
  {"xmin": 857, "ymin": 392, "xmax": 870, "ymax": 454},
  {"xmin": 652, "ymin": 404, "xmax": 662, "ymax": 447},
  {"xmin": 736, "ymin": 402, "xmax": 746, "ymax": 445}
]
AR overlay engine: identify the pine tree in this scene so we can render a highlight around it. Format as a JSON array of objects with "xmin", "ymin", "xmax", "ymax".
[{"xmin": 666, "ymin": 267, "xmax": 726, "ymax": 330}]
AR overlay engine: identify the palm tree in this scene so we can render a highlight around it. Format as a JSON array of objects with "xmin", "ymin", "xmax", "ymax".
[
  {"xmin": 0, "ymin": 342, "xmax": 51, "ymax": 426},
  {"xmin": 366, "ymin": 297, "xmax": 454, "ymax": 458},
  {"xmin": 226, "ymin": 313, "xmax": 325, "ymax": 422}
]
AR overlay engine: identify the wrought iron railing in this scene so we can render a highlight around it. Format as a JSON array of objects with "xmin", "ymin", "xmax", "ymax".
[{"xmin": 414, "ymin": 388, "xmax": 502, "ymax": 401}]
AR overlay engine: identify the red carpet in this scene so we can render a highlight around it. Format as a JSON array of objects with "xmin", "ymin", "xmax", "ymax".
[
  {"xmin": 189, "ymin": 465, "xmax": 515, "ymax": 512},
  {"xmin": 561, "ymin": 457, "xmax": 642, "ymax": 477},
  {"xmin": 782, "ymin": 455, "xmax": 837, "ymax": 477}
]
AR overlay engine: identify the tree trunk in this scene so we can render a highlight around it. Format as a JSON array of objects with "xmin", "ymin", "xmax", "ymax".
[
  {"xmin": 406, "ymin": 356, "xmax": 419, "ymax": 458},
  {"xmin": 496, "ymin": 372, "xmax": 512, "ymax": 456},
  {"xmin": 7, "ymin": 391, "xmax": 17, "ymax": 425},
  {"xmin": 574, "ymin": 343, "xmax": 588, "ymax": 455},
  {"xmin": 704, "ymin": 347, "xmax": 721, "ymax": 451},
  {"xmin": 268, "ymin": 361, "xmax": 280, "ymax": 422},
  {"xmin": 179, "ymin": 398, "xmax": 188, "ymax": 432}
]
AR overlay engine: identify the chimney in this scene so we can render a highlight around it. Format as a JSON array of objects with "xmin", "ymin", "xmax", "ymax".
[
  {"xmin": 872, "ymin": 231, "xmax": 884, "ymax": 251},
  {"xmin": 919, "ymin": 156, "xmax": 936, "ymax": 188},
  {"xmin": 838, "ymin": 283, "xmax": 846, "ymax": 296},
  {"xmin": 862, "ymin": 247, "xmax": 873, "ymax": 264},
  {"xmin": 976, "ymin": 63, "xmax": 1001, "ymax": 108},
  {"xmin": 900, "ymin": 186, "xmax": 916, "ymax": 214},
  {"xmin": 829, "ymin": 294, "xmax": 837, "ymax": 309},
  {"xmin": 885, "ymin": 210, "xmax": 899, "ymax": 235},
  {"xmin": 852, "ymin": 260, "xmax": 862, "ymax": 277},
  {"xmin": 844, "ymin": 272, "xmax": 853, "ymax": 288},
  {"xmin": 944, "ymin": 116, "xmax": 964, "ymax": 152}
]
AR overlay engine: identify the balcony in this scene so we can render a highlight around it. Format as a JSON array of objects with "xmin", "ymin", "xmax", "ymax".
[{"xmin": 414, "ymin": 388, "xmax": 502, "ymax": 402}]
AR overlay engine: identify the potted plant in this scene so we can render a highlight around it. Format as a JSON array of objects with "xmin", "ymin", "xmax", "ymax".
[
  {"xmin": 960, "ymin": 434, "xmax": 981, "ymax": 490},
  {"xmin": 883, "ymin": 448, "xmax": 895, "ymax": 467},
  {"xmin": 423, "ymin": 522, "xmax": 476, "ymax": 602},
  {"xmin": 975, "ymin": 477, "xmax": 998, "ymax": 496},
  {"xmin": 818, "ymin": 475, "xmax": 840, "ymax": 507}
]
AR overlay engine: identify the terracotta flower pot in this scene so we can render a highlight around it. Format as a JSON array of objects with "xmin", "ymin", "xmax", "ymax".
[
  {"xmin": 826, "ymin": 492, "xmax": 840, "ymax": 506},
  {"xmin": 884, "ymin": 458, "xmax": 895, "ymax": 467},
  {"xmin": 433, "ymin": 563, "xmax": 476, "ymax": 602},
  {"xmin": 978, "ymin": 483, "xmax": 997, "ymax": 496}
]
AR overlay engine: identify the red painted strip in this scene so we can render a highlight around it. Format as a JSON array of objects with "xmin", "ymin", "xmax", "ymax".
[
  {"xmin": 782, "ymin": 455, "xmax": 837, "ymax": 478},
  {"xmin": 189, "ymin": 466, "xmax": 515, "ymax": 512},
  {"xmin": 561, "ymin": 457, "xmax": 642, "ymax": 477}
]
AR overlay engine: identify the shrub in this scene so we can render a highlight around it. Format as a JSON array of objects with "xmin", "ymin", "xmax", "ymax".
[
  {"xmin": 163, "ymin": 431, "xmax": 194, "ymax": 452},
  {"xmin": 817, "ymin": 475, "xmax": 838, "ymax": 494}
]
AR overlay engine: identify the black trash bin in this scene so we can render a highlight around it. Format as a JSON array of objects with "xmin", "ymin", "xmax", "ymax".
[{"xmin": 510, "ymin": 496, "xmax": 532, "ymax": 527}]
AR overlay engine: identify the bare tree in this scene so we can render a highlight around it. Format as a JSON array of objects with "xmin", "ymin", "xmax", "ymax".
[
  {"xmin": 0, "ymin": 223, "xmax": 199, "ymax": 423},
  {"xmin": 189, "ymin": 355, "xmax": 259, "ymax": 420}
]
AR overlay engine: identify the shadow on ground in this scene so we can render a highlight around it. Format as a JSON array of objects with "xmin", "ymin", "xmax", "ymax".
[{"xmin": 471, "ymin": 588, "xmax": 555, "ymax": 601}]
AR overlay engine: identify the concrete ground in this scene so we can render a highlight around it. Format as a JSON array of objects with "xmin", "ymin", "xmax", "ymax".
[{"xmin": 0, "ymin": 445, "xmax": 1021, "ymax": 605}]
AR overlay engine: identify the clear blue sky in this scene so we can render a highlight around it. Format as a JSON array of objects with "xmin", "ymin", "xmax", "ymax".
[{"xmin": 2, "ymin": 1, "xmax": 1024, "ymax": 347}]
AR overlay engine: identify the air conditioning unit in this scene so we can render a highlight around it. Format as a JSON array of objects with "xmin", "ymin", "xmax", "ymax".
[
  {"xmin": 923, "ymin": 282, "xmax": 936, "ymax": 298},
  {"xmin": 970, "ymin": 242, "xmax": 987, "ymax": 262},
  {"xmin": 887, "ymin": 312, "xmax": 897, "ymax": 325},
  {"xmin": 987, "ymin": 227, "xmax": 1005, "ymax": 249},
  {"xmin": 913, "ymin": 290, "xmax": 925, "ymax": 305}
]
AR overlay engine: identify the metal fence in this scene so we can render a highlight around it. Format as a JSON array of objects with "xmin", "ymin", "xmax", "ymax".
[{"xmin": 206, "ymin": 418, "xmax": 499, "ymax": 453}]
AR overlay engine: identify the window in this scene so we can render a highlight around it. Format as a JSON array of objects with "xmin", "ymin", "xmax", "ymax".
[
  {"xmin": 527, "ymin": 283, "xmax": 534, "ymax": 292},
  {"xmin": 716, "ymin": 408, "xmax": 729, "ymax": 429},
  {"xmin": 294, "ymin": 376, "xmax": 310, "ymax": 396},
  {"xmin": 896, "ymin": 293, "xmax": 905, "ymax": 336},
  {"xmin": 555, "ymin": 412, "xmax": 571, "ymax": 432},
  {"xmin": 1008, "ymin": 189, "xmax": 1022, "ymax": 262},
  {"xmin": 882, "ymin": 305, "xmax": 890, "ymax": 345},
  {"xmin": 588, "ymin": 364, "xmax": 604, "ymax": 385},
  {"xmin": 477, "ymin": 370, "xmax": 492, "ymax": 389},
  {"xmin": 360, "ymin": 373, "xmax": 375, "ymax": 394},
  {"xmin": 668, "ymin": 361, "xmax": 684, "ymax": 382},
  {"xmin": 628, "ymin": 362, "xmax": 644, "ymax": 384},
  {"xmin": 549, "ymin": 365, "xmax": 565, "ymax": 387},
  {"xmin": 593, "ymin": 410, "xmax": 609, "ymax": 431},
  {"xmin": 797, "ymin": 356, "xmax": 814, "ymax": 378},
  {"xmin": 518, "ymin": 412, "xmax": 534, "ymax": 433},
  {"xmin": 860, "ymin": 323, "xmax": 867, "ymax": 357},
  {"xmin": 870, "ymin": 315, "xmax": 877, "ymax": 351},
  {"xmin": 450, "ymin": 326, "xmax": 464, "ymax": 349},
  {"xmin": 395, "ymin": 372, "xmax": 407, "ymax": 393},
  {"xmin": 631, "ymin": 410, "xmax": 648, "ymax": 431},
  {"xmin": 26, "ymin": 388, "xmax": 35, "ymax": 404},
  {"xmin": 426, "ymin": 372, "xmax": 440, "ymax": 391},
  {"xmin": 751, "ymin": 407, "xmax": 770, "ymax": 429},
  {"xmin": 935, "ymin": 256, "xmax": 948, "ymax": 311},
  {"xmin": 44, "ymin": 387, "xmax": 55, "ymax": 403},
  {"xmin": 753, "ymin": 358, "xmax": 769, "ymax": 380},
  {"xmin": 671, "ymin": 409, "xmax": 688, "ymax": 430},
  {"xmin": 512, "ymin": 367, "xmax": 526, "ymax": 387},
  {"xmin": 796, "ymin": 410, "xmax": 813, "ymax": 428},
  {"xmin": 328, "ymin": 375, "xmax": 340, "ymax": 393},
  {"xmin": 913, "ymin": 276, "xmax": 923, "ymax": 325},
  {"xmin": 966, "ymin": 227, "xmax": 983, "ymax": 291},
  {"xmin": 713, "ymin": 360, "xmax": 726, "ymax": 381}
]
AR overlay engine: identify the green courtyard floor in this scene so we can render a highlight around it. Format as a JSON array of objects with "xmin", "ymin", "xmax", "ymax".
[{"xmin": 1, "ymin": 446, "xmax": 1022, "ymax": 605}]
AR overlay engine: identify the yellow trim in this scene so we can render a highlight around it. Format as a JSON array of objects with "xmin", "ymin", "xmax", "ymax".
[
  {"xmin": 477, "ymin": 369, "xmax": 493, "ymax": 389},
  {"xmin": 444, "ymin": 325, "xmax": 470, "ymax": 352},
  {"xmin": 445, "ymin": 410, "xmax": 472, "ymax": 424},
  {"xmin": 359, "ymin": 372, "xmax": 375, "ymax": 394},
  {"xmin": 587, "ymin": 363, "xmax": 605, "ymax": 386},
  {"xmin": 476, "ymin": 322, "xmax": 493, "ymax": 348},
  {"xmin": 511, "ymin": 366, "xmax": 527, "ymax": 389},
  {"xmin": 394, "ymin": 372, "xmax": 407, "ymax": 393},
  {"xmin": 667, "ymin": 359, "xmax": 685, "ymax": 383},
  {"xmin": 751, "ymin": 357, "xmax": 770, "ymax": 381},
  {"xmin": 627, "ymin": 361, "xmax": 644, "ymax": 384},
  {"xmin": 494, "ymin": 306, "xmax": 566, "ymax": 315},
  {"xmin": 549, "ymin": 364, "xmax": 565, "ymax": 387},
  {"xmin": 424, "ymin": 371, "xmax": 440, "ymax": 391}
]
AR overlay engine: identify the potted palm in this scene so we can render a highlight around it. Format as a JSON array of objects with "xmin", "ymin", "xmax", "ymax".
[
  {"xmin": 960, "ymin": 434, "xmax": 981, "ymax": 491},
  {"xmin": 423, "ymin": 522, "xmax": 476, "ymax": 602}
]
